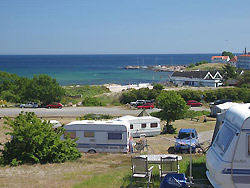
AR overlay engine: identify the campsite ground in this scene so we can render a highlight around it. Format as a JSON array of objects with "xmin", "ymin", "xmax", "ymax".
[{"xmin": 0, "ymin": 116, "xmax": 215, "ymax": 188}]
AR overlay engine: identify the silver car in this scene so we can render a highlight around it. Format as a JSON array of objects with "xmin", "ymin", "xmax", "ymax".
[{"xmin": 20, "ymin": 102, "xmax": 38, "ymax": 108}]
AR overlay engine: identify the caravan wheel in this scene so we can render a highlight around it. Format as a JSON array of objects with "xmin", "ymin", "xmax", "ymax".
[{"xmin": 88, "ymin": 149, "xmax": 96, "ymax": 154}]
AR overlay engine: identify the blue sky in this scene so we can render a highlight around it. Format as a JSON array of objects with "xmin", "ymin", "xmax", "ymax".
[{"xmin": 0, "ymin": 0, "xmax": 249, "ymax": 54}]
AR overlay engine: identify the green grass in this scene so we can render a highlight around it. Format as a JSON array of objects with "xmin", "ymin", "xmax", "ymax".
[
  {"xmin": 185, "ymin": 63, "xmax": 224, "ymax": 71},
  {"xmin": 64, "ymin": 85, "xmax": 110, "ymax": 97},
  {"xmin": 74, "ymin": 155, "xmax": 208, "ymax": 188},
  {"xmin": 96, "ymin": 93, "xmax": 122, "ymax": 106},
  {"xmin": 73, "ymin": 167, "xmax": 131, "ymax": 188}
]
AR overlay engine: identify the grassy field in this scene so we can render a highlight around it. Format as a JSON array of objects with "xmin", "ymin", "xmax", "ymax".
[
  {"xmin": 185, "ymin": 63, "xmax": 224, "ymax": 71},
  {"xmin": 0, "ymin": 115, "xmax": 215, "ymax": 187}
]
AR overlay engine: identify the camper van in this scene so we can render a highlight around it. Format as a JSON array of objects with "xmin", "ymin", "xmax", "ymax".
[
  {"xmin": 206, "ymin": 103, "xmax": 250, "ymax": 188},
  {"xmin": 114, "ymin": 115, "xmax": 161, "ymax": 137},
  {"xmin": 62, "ymin": 120, "xmax": 131, "ymax": 153}
]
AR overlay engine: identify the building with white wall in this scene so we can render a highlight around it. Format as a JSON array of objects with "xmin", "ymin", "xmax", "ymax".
[
  {"xmin": 211, "ymin": 56, "xmax": 230, "ymax": 64},
  {"xmin": 170, "ymin": 71, "xmax": 223, "ymax": 87},
  {"xmin": 237, "ymin": 54, "xmax": 250, "ymax": 70}
]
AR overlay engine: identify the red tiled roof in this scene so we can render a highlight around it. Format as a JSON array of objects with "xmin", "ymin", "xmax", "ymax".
[
  {"xmin": 229, "ymin": 57, "xmax": 237, "ymax": 62},
  {"xmin": 239, "ymin": 54, "xmax": 250, "ymax": 57},
  {"xmin": 211, "ymin": 56, "xmax": 229, "ymax": 60}
]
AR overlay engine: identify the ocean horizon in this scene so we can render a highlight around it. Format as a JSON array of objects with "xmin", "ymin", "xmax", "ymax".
[{"xmin": 0, "ymin": 54, "xmax": 219, "ymax": 85}]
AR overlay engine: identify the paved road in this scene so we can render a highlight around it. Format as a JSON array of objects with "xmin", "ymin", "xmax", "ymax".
[
  {"xmin": 190, "ymin": 106, "xmax": 210, "ymax": 112},
  {"xmin": 0, "ymin": 106, "xmax": 210, "ymax": 117},
  {"xmin": 0, "ymin": 107, "xmax": 160, "ymax": 117}
]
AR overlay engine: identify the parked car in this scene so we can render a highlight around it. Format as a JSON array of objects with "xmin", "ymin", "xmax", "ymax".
[
  {"xmin": 186, "ymin": 100, "xmax": 203, "ymax": 107},
  {"xmin": 209, "ymin": 99, "xmax": 232, "ymax": 106},
  {"xmin": 46, "ymin": 102, "xmax": 63, "ymax": 109},
  {"xmin": 175, "ymin": 128, "xmax": 199, "ymax": 153},
  {"xmin": 20, "ymin": 102, "xmax": 38, "ymax": 108},
  {"xmin": 137, "ymin": 103, "xmax": 154, "ymax": 109},
  {"xmin": 130, "ymin": 100, "xmax": 146, "ymax": 107}
]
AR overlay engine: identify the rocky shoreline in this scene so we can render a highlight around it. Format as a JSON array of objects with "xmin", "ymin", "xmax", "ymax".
[{"xmin": 124, "ymin": 65, "xmax": 186, "ymax": 72}]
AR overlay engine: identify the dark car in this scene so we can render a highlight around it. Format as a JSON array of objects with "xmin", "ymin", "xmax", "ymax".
[
  {"xmin": 46, "ymin": 102, "xmax": 63, "ymax": 109},
  {"xmin": 186, "ymin": 100, "xmax": 203, "ymax": 107},
  {"xmin": 211, "ymin": 99, "xmax": 233, "ymax": 106},
  {"xmin": 137, "ymin": 103, "xmax": 154, "ymax": 109}
]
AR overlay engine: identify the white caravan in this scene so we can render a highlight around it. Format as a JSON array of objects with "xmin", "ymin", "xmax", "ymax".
[
  {"xmin": 114, "ymin": 115, "xmax": 161, "ymax": 137},
  {"xmin": 61, "ymin": 120, "xmax": 130, "ymax": 153},
  {"xmin": 206, "ymin": 103, "xmax": 250, "ymax": 188},
  {"xmin": 210, "ymin": 102, "xmax": 239, "ymax": 117}
]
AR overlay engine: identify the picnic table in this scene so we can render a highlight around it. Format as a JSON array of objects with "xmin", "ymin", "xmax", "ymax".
[{"xmin": 139, "ymin": 154, "xmax": 182, "ymax": 164}]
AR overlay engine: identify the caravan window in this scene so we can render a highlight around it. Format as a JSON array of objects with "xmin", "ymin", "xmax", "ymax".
[
  {"xmin": 108, "ymin": 133, "xmax": 122, "ymax": 140},
  {"xmin": 130, "ymin": 124, "xmax": 133, "ymax": 129},
  {"xmin": 150, "ymin": 123, "xmax": 158, "ymax": 128},
  {"xmin": 141, "ymin": 123, "xmax": 146, "ymax": 128},
  {"xmin": 84, "ymin": 131, "xmax": 95, "ymax": 137},
  {"xmin": 64, "ymin": 131, "xmax": 76, "ymax": 139},
  {"xmin": 215, "ymin": 123, "xmax": 235, "ymax": 153}
]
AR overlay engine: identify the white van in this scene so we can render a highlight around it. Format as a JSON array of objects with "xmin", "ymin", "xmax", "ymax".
[
  {"xmin": 206, "ymin": 103, "xmax": 250, "ymax": 188},
  {"xmin": 114, "ymin": 115, "xmax": 161, "ymax": 137},
  {"xmin": 61, "ymin": 120, "xmax": 130, "ymax": 153}
]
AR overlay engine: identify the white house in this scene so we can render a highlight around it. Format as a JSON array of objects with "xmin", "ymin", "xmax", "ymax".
[
  {"xmin": 170, "ymin": 70, "xmax": 223, "ymax": 87},
  {"xmin": 228, "ymin": 56, "xmax": 237, "ymax": 67},
  {"xmin": 211, "ymin": 56, "xmax": 230, "ymax": 63}
]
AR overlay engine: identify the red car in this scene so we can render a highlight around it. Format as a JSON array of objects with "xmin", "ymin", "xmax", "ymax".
[
  {"xmin": 137, "ymin": 103, "xmax": 154, "ymax": 109},
  {"xmin": 46, "ymin": 102, "xmax": 63, "ymax": 109},
  {"xmin": 186, "ymin": 100, "xmax": 203, "ymax": 107}
]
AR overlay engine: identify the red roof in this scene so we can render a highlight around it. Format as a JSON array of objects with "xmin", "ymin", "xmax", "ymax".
[
  {"xmin": 229, "ymin": 56, "xmax": 237, "ymax": 62},
  {"xmin": 239, "ymin": 54, "xmax": 250, "ymax": 57},
  {"xmin": 211, "ymin": 56, "xmax": 229, "ymax": 60}
]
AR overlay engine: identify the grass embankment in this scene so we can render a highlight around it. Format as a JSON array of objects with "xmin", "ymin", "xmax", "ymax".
[
  {"xmin": 63, "ymin": 85, "xmax": 121, "ymax": 106},
  {"xmin": 185, "ymin": 63, "xmax": 224, "ymax": 71}
]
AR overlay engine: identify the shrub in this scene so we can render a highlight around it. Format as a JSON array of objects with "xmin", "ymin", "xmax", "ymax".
[
  {"xmin": 0, "ymin": 112, "xmax": 81, "ymax": 165},
  {"xmin": 153, "ymin": 83, "xmax": 164, "ymax": 90},
  {"xmin": 82, "ymin": 97, "xmax": 103, "ymax": 106},
  {"xmin": 78, "ymin": 113, "xmax": 113, "ymax": 120}
]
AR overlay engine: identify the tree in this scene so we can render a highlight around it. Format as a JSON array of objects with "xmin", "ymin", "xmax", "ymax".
[
  {"xmin": 222, "ymin": 51, "xmax": 234, "ymax": 59},
  {"xmin": 33, "ymin": 75, "xmax": 65, "ymax": 104},
  {"xmin": 237, "ymin": 71, "xmax": 250, "ymax": 88},
  {"xmin": 222, "ymin": 63, "xmax": 238, "ymax": 80},
  {"xmin": 153, "ymin": 83, "xmax": 164, "ymax": 90},
  {"xmin": 0, "ymin": 112, "xmax": 81, "ymax": 165},
  {"xmin": 156, "ymin": 91, "xmax": 188, "ymax": 133}
]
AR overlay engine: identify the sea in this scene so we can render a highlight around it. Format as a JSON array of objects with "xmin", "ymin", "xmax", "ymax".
[{"xmin": 0, "ymin": 54, "xmax": 218, "ymax": 86}]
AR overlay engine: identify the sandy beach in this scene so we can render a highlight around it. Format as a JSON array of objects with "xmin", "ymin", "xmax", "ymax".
[{"xmin": 104, "ymin": 83, "xmax": 153, "ymax": 93}]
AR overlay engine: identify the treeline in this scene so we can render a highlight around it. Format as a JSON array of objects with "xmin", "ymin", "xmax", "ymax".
[
  {"xmin": 177, "ymin": 88, "xmax": 250, "ymax": 103},
  {"xmin": 120, "ymin": 87, "xmax": 250, "ymax": 104},
  {"xmin": 0, "ymin": 71, "xmax": 65, "ymax": 104}
]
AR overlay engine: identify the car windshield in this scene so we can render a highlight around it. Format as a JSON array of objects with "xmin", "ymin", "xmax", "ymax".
[{"xmin": 178, "ymin": 132, "xmax": 195, "ymax": 139}]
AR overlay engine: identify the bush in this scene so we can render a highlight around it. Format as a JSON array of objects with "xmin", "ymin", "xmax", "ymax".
[
  {"xmin": 153, "ymin": 83, "xmax": 164, "ymax": 90},
  {"xmin": 82, "ymin": 97, "xmax": 103, "ymax": 106},
  {"xmin": 119, "ymin": 87, "xmax": 161, "ymax": 104},
  {"xmin": 78, "ymin": 113, "xmax": 113, "ymax": 120},
  {"xmin": 0, "ymin": 112, "xmax": 81, "ymax": 165}
]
